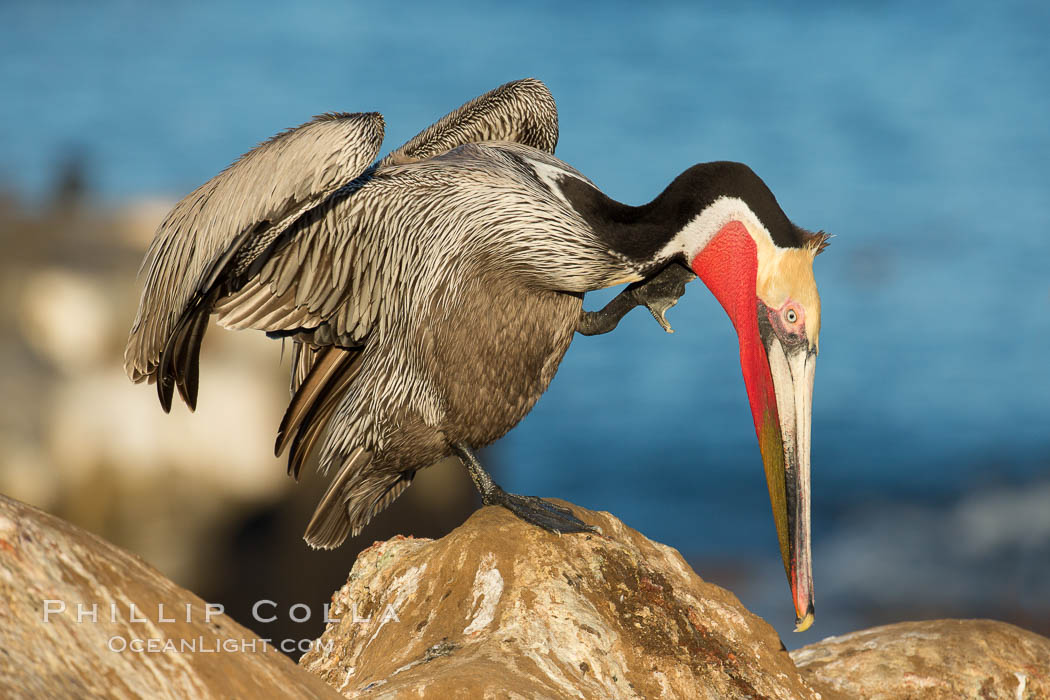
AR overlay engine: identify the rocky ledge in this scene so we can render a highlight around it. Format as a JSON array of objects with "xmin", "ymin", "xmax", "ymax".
[
  {"xmin": 300, "ymin": 501, "xmax": 1050, "ymax": 699},
  {"xmin": 301, "ymin": 502, "xmax": 824, "ymax": 699},
  {"xmin": 0, "ymin": 494, "xmax": 340, "ymax": 699},
  {"xmin": 1, "ymin": 493, "xmax": 1047, "ymax": 699},
  {"xmin": 792, "ymin": 619, "xmax": 1050, "ymax": 699}
]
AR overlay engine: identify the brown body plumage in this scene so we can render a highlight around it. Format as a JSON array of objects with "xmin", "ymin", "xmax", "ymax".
[{"xmin": 126, "ymin": 79, "xmax": 625, "ymax": 547}]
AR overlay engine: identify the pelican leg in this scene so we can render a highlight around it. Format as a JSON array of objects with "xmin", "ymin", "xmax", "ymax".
[
  {"xmin": 452, "ymin": 443, "xmax": 596, "ymax": 534},
  {"xmin": 577, "ymin": 262, "xmax": 695, "ymax": 336}
]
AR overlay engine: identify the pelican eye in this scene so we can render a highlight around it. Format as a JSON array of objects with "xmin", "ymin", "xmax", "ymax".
[{"xmin": 786, "ymin": 308, "xmax": 798, "ymax": 324}]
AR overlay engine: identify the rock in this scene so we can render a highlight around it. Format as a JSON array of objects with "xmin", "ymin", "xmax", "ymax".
[
  {"xmin": 299, "ymin": 502, "xmax": 835, "ymax": 699},
  {"xmin": 0, "ymin": 494, "xmax": 341, "ymax": 700},
  {"xmin": 791, "ymin": 619, "xmax": 1050, "ymax": 699},
  {"xmin": 7, "ymin": 489, "xmax": 1047, "ymax": 700}
]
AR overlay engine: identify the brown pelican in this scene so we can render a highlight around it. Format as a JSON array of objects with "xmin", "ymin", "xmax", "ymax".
[{"xmin": 125, "ymin": 79, "xmax": 827, "ymax": 630}]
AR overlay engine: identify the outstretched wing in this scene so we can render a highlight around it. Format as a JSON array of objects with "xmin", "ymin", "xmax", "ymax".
[
  {"xmin": 124, "ymin": 111, "xmax": 385, "ymax": 410},
  {"xmin": 230, "ymin": 79, "xmax": 563, "ymax": 548},
  {"xmin": 380, "ymin": 77, "xmax": 558, "ymax": 166},
  {"xmin": 209, "ymin": 78, "xmax": 563, "ymax": 352}
]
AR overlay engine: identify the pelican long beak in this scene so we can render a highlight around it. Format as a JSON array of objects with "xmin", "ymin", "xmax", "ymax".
[
  {"xmin": 737, "ymin": 310, "xmax": 816, "ymax": 631},
  {"xmin": 689, "ymin": 223, "xmax": 817, "ymax": 629},
  {"xmin": 764, "ymin": 334, "xmax": 816, "ymax": 631}
]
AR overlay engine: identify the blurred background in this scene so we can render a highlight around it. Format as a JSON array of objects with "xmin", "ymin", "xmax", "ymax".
[{"xmin": 1, "ymin": 0, "xmax": 1048, "ymax": 650}]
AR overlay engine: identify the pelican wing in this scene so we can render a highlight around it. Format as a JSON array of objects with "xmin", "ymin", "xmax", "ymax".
[
  {"xmin": 210, "ymin": 79, "xmax": 563, "ymax": 355},
  {"xmin": 126, "ymin": 81, "xmax": 563, "ymax": 546},
  {"xmin": 202, "ymin": 168, "xmax": 402, "ymax": 482},
  {"xmin": 380, "ymin": 77, "xmax": 558, "ymax": 166},
  {"xmin": 125, "ymin": 111, "xmax": 385, "ymax": 408},
  {"xmin": 209, "ymin": 192, "xmax": 385, "ymax": 348}
]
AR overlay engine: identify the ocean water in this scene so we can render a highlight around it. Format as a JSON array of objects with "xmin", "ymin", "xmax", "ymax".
[{"xmin": 3, "ymin": 1, "xmax": 1049, "ymax": 639}]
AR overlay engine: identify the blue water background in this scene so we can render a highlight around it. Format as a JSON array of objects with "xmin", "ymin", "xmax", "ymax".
[{"xmin": 3, "ymin": 1, "xmax": 1049, "ymax": 640}]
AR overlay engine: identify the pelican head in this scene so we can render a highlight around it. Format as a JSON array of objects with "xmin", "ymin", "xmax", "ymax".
[{"xmin": 671, "ymin": 162, "xmax": 828, "ymax": 631}]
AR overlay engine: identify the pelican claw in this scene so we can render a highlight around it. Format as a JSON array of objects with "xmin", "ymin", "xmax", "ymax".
[{"xmin": 629, "ymin": 263, "xmax": 695, "ymax": 334}]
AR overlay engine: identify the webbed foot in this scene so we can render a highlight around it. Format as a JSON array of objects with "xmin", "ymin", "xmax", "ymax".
[
  {"xmin": 453, "ymin": 443, "xmax": 597, "ymax": 534},
  {"xmin": 482, "ymin": 487, "xmax": 596, "ymax": 534}
]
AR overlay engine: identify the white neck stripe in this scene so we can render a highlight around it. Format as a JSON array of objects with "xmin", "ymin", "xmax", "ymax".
[{"xmin": 654, "ymin": 196, "xmax": 778, "ymax": 264}]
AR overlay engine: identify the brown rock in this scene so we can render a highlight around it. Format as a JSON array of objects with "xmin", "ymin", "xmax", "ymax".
[
  {"xmin": 10, "ymin": 489, "xmax": 1045, "ymax": 699},
  {"xmin": 299, "ymin": 502, "xmax": 834, "ymax": 699},
  {"xmin": 0, "ymin": 494, "xmax": 341, "ymax": 700},
  {"xmin": 791, "ymin": 619, "xmax": 1050, "ymax": 699}
]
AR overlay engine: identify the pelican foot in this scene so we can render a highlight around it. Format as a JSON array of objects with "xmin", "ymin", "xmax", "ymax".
[
  {"xmin": 577, "ymin": 262, "xmax": 695, "ymax": 336},
  {"xmin": 452, "ymin": 442, "xmax": 596, "ymax": 535},
  {"xmin": 483, "ymin": 488, "xmax": 597, "ymax": 534},
  {"xmin": 629, "ymin": 262, "xmax": 696, "ymax": 333}
]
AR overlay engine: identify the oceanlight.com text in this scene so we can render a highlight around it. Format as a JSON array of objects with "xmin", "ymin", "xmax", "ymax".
[{"xmin": 105, "ymin": 636, "xmax": 333, "ymax": 655}]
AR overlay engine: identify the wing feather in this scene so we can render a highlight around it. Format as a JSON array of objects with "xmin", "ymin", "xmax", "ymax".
[
  {"xmin": 380, "ymin": 77, "xmax": 558, "ymax": 165},
  {"xmin": 302, "ymin": 447, "xmax": 373, "ymax": 549},
  {"xmin": 125, "ymin": 111, "xmax": 385, "ymax": 385}
]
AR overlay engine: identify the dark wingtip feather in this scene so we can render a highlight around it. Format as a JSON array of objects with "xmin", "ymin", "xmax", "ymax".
[
  {"xmin": 286, "ymin": 394, "xmax": 332, "ymax": 481},
  {"xmin": 157, "ymin": 373, "xmax": 174, "ymax": 413},
  {"xmin": 275, "ymin": 346, "xmax": 337, "ymax": 458},
  {"xmin": 286, "ymin": 372, "xmax": 353, "ymax": 481},
  {"xmin": 275, "ymin": 420, "xmax": 296, "ymax": 460},
  {"xmin": 156, "ymin": 299, "xmax": 213, "ymax": 414},
  {"xmin": 174, "ymin": 307, "xmax": 209, "ymax": 412},
  {"xmin": 288, "ymin": 431, "xmax": 312, "ymax": 482},
  {"xmin": 277, "ymin": 348, "xmax": 362, "ymax": 478},
  {"xmin": 156, "ymin": 341, "xmax": 176, "ymax": 413}
]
